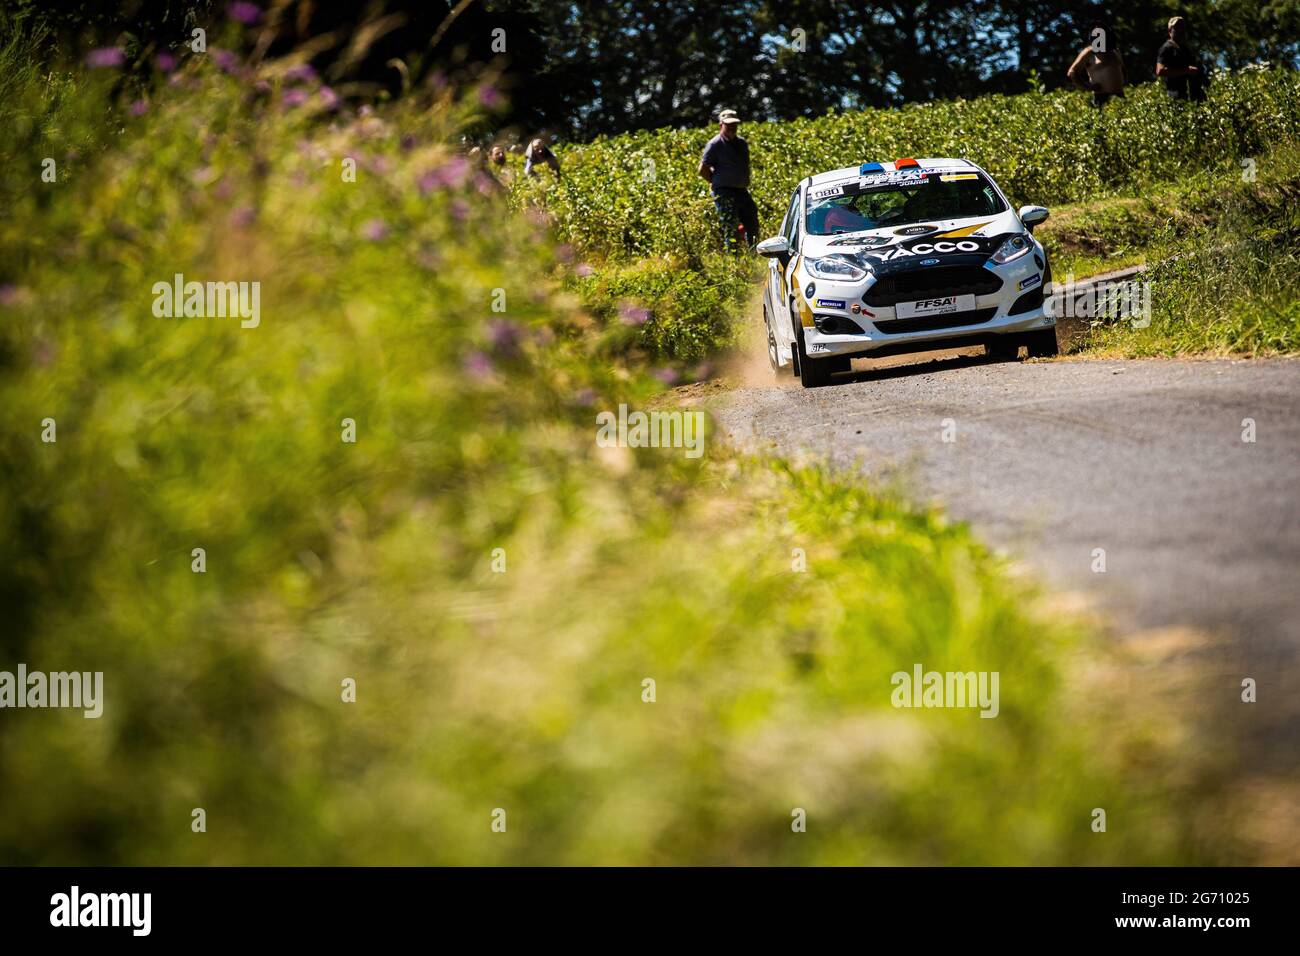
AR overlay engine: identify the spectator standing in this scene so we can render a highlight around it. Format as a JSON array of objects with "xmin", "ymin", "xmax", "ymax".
[
  {"xmin": 698, "ymin": 108, "xmax": 758, "ymax": 251},
  {"xmin": 524, "ymin": 138, "xmax": 561, "ymax": 177},
  {"xmin": 1067, "ymin": 20, "xmax": 1125, "ymax": 107},
  {"xmin": 1156, "ymin": 16, "xmax": 1207, "ymax": 101}
]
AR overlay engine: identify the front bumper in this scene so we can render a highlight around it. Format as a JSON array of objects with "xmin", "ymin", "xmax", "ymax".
[{"xmin": 800, "ymin": 258, "xmax": 1054, "ymax": 359}]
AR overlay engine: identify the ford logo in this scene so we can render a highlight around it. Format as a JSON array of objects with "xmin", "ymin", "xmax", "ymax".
[{"xmin": 920, "ymin": 258, "xmax": 941, "ymax": 266}]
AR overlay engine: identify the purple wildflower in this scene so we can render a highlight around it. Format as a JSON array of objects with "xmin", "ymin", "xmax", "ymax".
[
  {"xmin": 618, "ymin": 302, "xmax": 651, "ymax": 326},
  {"xmin": 86, "ymin": 48, "xmax": 125, "ymax": 68},
  {"xmin": 572, "ymin": 388, "xmax": 597, "ymax": 408},
  {"xmin": 318, "ymin": 86, "xmax": 339, "ymax": 110},
  {"xmin": 360, "ymin": 219, "xmax": 388, "ymax": 241},
  {"xmin": 419, "ymin": 156, "xmax": 470, "ymax": 193},
  {"xmin": 210, "ymin": 48, "xmax": 240, "ymax": 73},
  {"xmin": 283, "ymin": 88, "xmax": 308, "ymax": 108},
  {"xmin": 462, "ymin": 350, "xmax": 494, "ymax": 382},
  {"xmin": 230, "ymin": 205, "xmax": 256, "ymax": 227},
  {"xmin": 227, "ymin": 2, "xmax": 262, "ymax": 25},
  {"xmin": 478, "ymin": 84, "xmax": 502, "ymax": 109},
  {"xmin": 285, "ymin": 63, "xmax": 317, "ymax": 83},
  {"xmin": 155, "ymin": 51, "xmax": 177, "ymax": 73},
  {"xmin": 486, "ymin": 319, "xmax": 522, "ymax": 357},
  {"xmin": 449, "ymin": 199, "xmax": 470, "ymax": 222},
  {"xmin": 129, "ymin": 99, "xmax": 149, "ymax": 117},
  {"xmin": 554, "ymin": 244, "xmax": 574, "ymax": 263},
  {"xmin": 653, "ymin": 367, "xmax": 679, "ymax": 386},
  {"xmin": 574, "ymin": 263, "xmax": 594, "ymax": 278},
  {"xmin": 0, "ymin": 284, "xmax": 24, "ymax": 307}
]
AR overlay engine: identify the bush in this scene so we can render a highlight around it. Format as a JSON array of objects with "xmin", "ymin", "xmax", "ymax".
[
  {"xmin": 515, "ymin": 70, "xmax": 1300, "ymax": 262},
  {"xmin": 568, "ymin": 254, "xmax": 759, "ymax": 363}
]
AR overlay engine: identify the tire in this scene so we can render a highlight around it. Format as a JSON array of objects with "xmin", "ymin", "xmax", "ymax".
[
  {"xmin": 985, "ymin": 336, "xmax": 1021, "ymax": 360},
  {"xmin": 795, "ymin": 323, "xmax": 848, "ymax": 388},
  {"xmin": 1026, "ymin": 327, "xmax": 1059, "ymax": 358},
  {"xmin": 764, "ymin": 308, "xmax": 790, "ymax": 376}
]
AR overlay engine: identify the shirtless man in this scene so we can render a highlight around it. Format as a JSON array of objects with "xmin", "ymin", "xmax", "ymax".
[{"xmin": 1067, "ymin": 21, "xmax": 1125, "ymax": 107}]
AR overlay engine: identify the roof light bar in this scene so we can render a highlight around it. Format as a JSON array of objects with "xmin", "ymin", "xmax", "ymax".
[{"xmin": 859, "ymin": 162, "xmax": 884, "ymax": 174}]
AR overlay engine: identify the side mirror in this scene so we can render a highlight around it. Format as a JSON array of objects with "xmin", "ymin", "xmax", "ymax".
[
  {"xmin": 756, "ymin": 235, "xmax": 791, "ymax": 259},
  {"xmin": 1018, "ymin": 205, "xmax": 1049, "ymax": 231}
]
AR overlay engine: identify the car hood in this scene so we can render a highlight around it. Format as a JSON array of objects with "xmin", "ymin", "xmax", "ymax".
[{"xmin": 800, "ymin": 209, "xmax": 1024, "ymax": 273}]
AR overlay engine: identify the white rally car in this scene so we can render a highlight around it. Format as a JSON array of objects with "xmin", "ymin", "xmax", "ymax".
[{"xmin": 757, "ymin": 157, "xmax": 1057, "ymax": 388}]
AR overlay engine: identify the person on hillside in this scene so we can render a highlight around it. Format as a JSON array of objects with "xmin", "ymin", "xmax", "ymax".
[
  {"xmin": 698, "ymin": 108, "xmax": 759, "ymax": 252},
  {"xmin": 1067, "ymin": 20, "xmax": 1125, "ymax": 107},
  {"xmin": 1156, "ymin": 16, "xmax": 1207, "ymax": 101},
  {"xmin": 524, "ymin": 138, "xmax": 561, "ymax": 177}
]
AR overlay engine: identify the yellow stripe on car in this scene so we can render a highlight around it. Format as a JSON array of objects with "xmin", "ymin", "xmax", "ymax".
[
  {"xmin": 791, "ymin": 255, "xmax": 815, "ymax": 327},
  {"xmin": 934, "ymin": 219, "xmax": 992, "ymax": 238}
]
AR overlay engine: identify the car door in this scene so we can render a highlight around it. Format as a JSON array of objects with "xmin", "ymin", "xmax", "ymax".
[
  {"xmin": 770, "ymin": 186, "xmax": 802, "ymax": 353},
  {"xmin": 765, "ymin": 188, "xmax": 796, "ymax": 323}
]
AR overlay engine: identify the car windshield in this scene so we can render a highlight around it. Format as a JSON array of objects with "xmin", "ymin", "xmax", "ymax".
[{"xmin": 806, "ymin": 172, "xmax": 1006, "ymax": 236}]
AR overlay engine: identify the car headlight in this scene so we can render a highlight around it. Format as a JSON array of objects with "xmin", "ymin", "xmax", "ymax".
[
  {"xmin": 804, "ymin": 256, "xmax": 868, "ymax": 282},
  {"xmin": 991, "ymin": 233, "xmax": 1032, "ymax": 265}
]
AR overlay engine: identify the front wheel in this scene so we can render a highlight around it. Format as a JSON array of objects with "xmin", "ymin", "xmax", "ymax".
[
  {"xmin": 1026, "ymin": 327, "xmax": 1059, "ymax": 358},
  {"xmin": 765, "ymin": 308, "xmax": 790, "ymax": 376},
  {"xmin": 796, "ymin": 323, "xmax": 849, "ymax": 388},
  {"xmin": 985, "ymin": 337, "xmax": 1021, "ymax": 360}
]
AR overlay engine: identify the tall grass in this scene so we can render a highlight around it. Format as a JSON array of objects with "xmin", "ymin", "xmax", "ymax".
[{"xmin": 1066, "ymin": 145, "xmax": 1300, "ymax": 355}]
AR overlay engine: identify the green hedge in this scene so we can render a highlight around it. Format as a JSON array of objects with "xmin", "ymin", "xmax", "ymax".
[{"xmin": 516, "ymin": 70, "xmax": 1300, "ymax": 261}]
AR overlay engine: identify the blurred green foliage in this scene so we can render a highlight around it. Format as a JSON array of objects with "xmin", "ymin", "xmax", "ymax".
[
  {"xmin": 0, "ymin": 31, "xmax": 1260, "ymax": 864},
  {"xmin": 566, "ymin": 254, "xmax": 761, "ymax": 363}
]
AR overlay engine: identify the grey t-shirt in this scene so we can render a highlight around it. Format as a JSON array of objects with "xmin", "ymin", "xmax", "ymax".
[{"xmin": 701, "ymin": 133, "xmax": 750, "ymax": 191}]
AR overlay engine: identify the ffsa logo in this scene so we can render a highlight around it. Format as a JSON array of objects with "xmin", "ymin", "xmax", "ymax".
[{"xmin": 50, "ymin": 886, "xmax": 152, "ymax": 936}]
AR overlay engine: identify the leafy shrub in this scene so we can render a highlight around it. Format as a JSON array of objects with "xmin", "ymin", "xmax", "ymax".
[
  {"xmin": 1075, "ymin": 144, "xmax": 1300, "ymax": 355},
  {"xmin": 569, "ymin": 254, "xmax": 759, "ymax": 363},
  {"xmin": 516, "ymin": 71, "xmax": 1300, "ymax": 262}
]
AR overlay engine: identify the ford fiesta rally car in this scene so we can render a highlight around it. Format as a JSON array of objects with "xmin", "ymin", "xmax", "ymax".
[{"xmin": 757, "ymin": 157, "xmax": 1056, "ymax": 388}]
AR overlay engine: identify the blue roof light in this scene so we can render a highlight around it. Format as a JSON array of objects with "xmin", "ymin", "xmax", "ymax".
[{"xmin": 859, "ymin": 162, "xmax": 884, "ymax": 174}]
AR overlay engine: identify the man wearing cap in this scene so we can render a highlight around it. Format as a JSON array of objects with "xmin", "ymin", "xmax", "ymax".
[
  {"xmin": 1156, "ymin": 16, "xmax": 1206, "ymax": 101},
  {"xmin": 699, "ymin": 109, "xmax": 759, "ymax": 251}
]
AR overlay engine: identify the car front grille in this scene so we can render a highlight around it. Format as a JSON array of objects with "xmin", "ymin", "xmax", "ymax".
[
  {"xmin": 873, "ymin": 307, "xmax": 998, "ymax": 334},
  {"xmin": 864, "ymin": 266, "xmax": 1003, "ymax": 307}
]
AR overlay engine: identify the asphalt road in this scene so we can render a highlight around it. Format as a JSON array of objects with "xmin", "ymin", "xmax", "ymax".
[{"xmin": 711, "ymin": 353, "xmax": 1300, "ymax": 692}]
